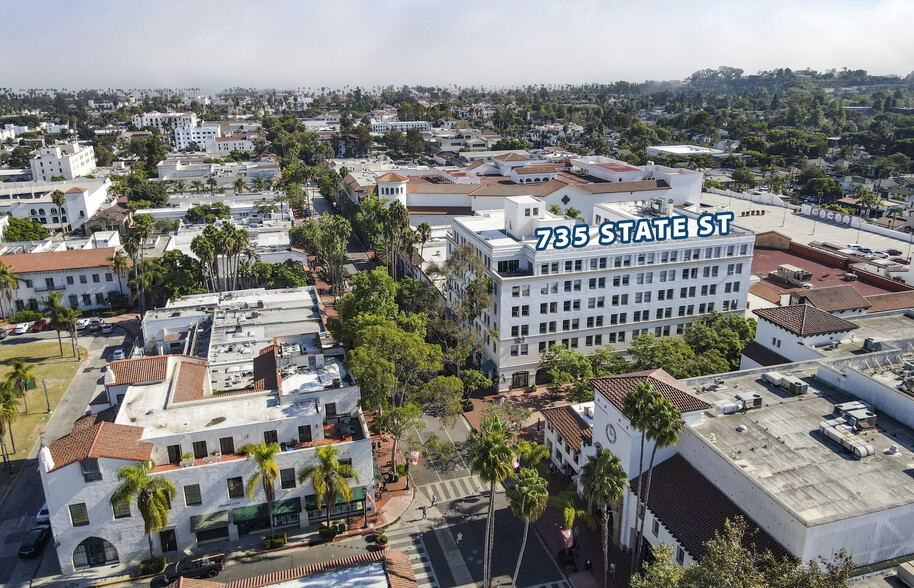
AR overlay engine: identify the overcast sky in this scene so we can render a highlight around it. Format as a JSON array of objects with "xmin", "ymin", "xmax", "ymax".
[{"xmin": 2, "ymin": 0, "xmax": 912, "ymax": 92}]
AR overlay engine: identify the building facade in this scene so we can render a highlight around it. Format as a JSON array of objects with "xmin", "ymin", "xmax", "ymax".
[
  {"xmin": 0, "ymin": 179, "xmax": 111, "ymax": 232},
  {"xmin": 30, "ymin": 143, "xmax": 97, "ymax": 181},
  {"xmin": 131, "ymin": 112, "xmax": 197, "ymax": 132}
]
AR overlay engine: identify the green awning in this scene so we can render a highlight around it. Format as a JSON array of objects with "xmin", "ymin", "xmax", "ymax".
[
  {"xmin": 232, "ymin": 497, "xmax": 302, "ymax": 525},
  {"xmin": 304, "ymin": 486, "xmax": 365, "ymax": 510},
  {"xmin": 190, "ymin": 511, "xmax": 229, "ymax": 533}
]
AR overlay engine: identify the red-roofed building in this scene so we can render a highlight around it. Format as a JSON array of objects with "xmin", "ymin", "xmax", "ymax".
[
  {"xmin": 742, "ymin": 305, "xmax": 859, "ymax": 368},
  {"xmin": 0, "ymin": 246, "xmax": 130, "ymax": 312}
]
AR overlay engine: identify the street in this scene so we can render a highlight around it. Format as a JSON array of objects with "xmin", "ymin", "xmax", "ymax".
[{"xmin": 0, "ymin": 324, "xmax": 136, "ymax": 587}]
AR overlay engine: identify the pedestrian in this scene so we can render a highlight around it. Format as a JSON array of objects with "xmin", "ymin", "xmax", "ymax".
[
  {"xmin": 610, "ymin": 562, "xmax": 616, "ymax": 578},
  {"xmin": 537, "ymin": 418, "xmax": 541, "ymax": 432},
  {"xmin": 456, "ymin": 531, "xmax": 462, "ymax": 546},
  {"xmin": 431, "ymin": 494, "xmax": 438, "ymax": 507},
  {"xmin": 421, "ymin": 505, "xmax": 428, "ymax": 520}
]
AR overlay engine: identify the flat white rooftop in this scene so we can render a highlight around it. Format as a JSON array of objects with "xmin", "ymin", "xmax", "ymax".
[{"xmin": 647, "ymin": 144, "xmax": 724, "ymax": 156}]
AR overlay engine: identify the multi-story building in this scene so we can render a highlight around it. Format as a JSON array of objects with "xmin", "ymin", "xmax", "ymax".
[
  {"xmin": 206, "ymin": 134, "xmax": 256, "ymax": 155},
  {"xmin": 40, "ymin": 287, "xmax": 374, "ymax": 575},
  {"xmin": 30, "ymin": 142, "xmax": 96, "ymax": 181},
  {"xmin": 0, "ymin": 247, "xmax": 129, "ymax": 313},
  {"xmin": 0, "ymin": 178, "xmax": 111, "ymax": 232},
  {"xmin": 173, "ymin": 123, "xmax": 221, "ymax": 150},
  {"xmin": 450, "ymin": 196, "xmax": 754, "ymax": 390},
  {"xmin": 369, "ymin": 119, "xmax": 430, "ymax": 134},
  {"xmin": 131, "ymin": 112, "xmax": 197, "ymax": 132}
]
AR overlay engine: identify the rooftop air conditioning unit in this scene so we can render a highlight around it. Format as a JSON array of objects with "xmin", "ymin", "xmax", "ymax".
[
  {"xmin": 735, "ymin": 393, "xmax": 762, "ymax": 410},
  {"xmin": 863, "ymin": 337, "xmax": 882, "ymax": 352}
]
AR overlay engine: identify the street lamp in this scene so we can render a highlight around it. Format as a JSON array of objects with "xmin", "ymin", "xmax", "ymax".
[{"xmin": 42, "ymin": 378, "xmax": 50, "ymax": 413}]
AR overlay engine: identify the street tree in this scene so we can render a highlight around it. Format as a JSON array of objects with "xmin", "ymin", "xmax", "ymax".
[
  {"xmin": 580, "ymin": 449, "xmax": 629, "ymax": 588},
  {"xmin": 507, "ymin": 467, "xmax": 549, "ymax": 588},
  {"xmin": 297, "ymin": 446, "xmax": 359, "ymax": 529},
  {"xmin": 239, "ymin": 441, "xmax": 281, "ymax": 538},
  {"xmin": 110, "ymin": 459, "xmax": 177, "ymax": 559}
]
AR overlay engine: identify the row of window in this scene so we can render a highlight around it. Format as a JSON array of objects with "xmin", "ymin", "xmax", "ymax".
[
  {"xmin": 535, "ymin": 244, "xmax": 750, "ymax": 276},
  {"xmin": 22, "ymin": 273, "xmax": 114, "ymax": 288},
  {"xmin": 18, "ymin": 291, "xmax": 111, "ymax": 311}
]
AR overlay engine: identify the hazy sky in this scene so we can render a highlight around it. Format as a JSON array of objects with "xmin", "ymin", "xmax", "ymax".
[{"xmin": 2, "ymin": 0, "xmax": 912, "ymax": 91}]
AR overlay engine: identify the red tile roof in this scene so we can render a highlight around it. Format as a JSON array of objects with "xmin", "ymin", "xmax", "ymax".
[
  {"xmin": 48, "ymin": 422, "xmax": 152, "ymax": 472},
  {"xmin": 593, "ymin": 162, "xmax": 641, "ymax": 173},
  {"xmin": 513, "ymin": 164, "xmax": 559, "ymax": 175},
  {"xmin": 494, "ymin": 152, "xmax": 529, "ymax": 162},
  {"xmin": 65, "ymin": 187, "xmax": 85, "ymax": 194},
  {"xmin": 541, "ymin": 405, "xmax": 592, "ymax": 453},
  {"xmin": 171, "ymin": 359, "xmax": 208, "ymax": 403},
  {"xmin": 753, "ymin": 305, "xmax": 859, "ymax": 336},
  {"xmin": 105, "ymin": 356, "xmax": 168, "ymax": 387},
  {"xmin": 253, "ymin": 345, "xmax": 280, "ymax": 392},
  {"xmin": 792, "ymin": 285, "xmax": 871, "ymax": 312},
  {"xmin": 376, "ymin": 172, "xmax": 409, "ymax": 182},
  {"xmin": 591, "ymin": 369, "xmax": 710, "ymax": 414},
  {"xmin": 631, "ymin": 454, "xmax": 787, "ymax": 560},
  {"xmin": 748, "ymin": 282, "xmax": 783, "ymax": 304},
  {"xmin": 865, "ymin": 291, "xmax": 914, "ymax": 313},
  {"xmin": 0, "ymin": 247, "xmax": 122, "ymax": 274}
]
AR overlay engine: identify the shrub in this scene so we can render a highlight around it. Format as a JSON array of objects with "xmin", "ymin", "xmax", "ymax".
[
  {"xmin": 263, "ymin": 534, "xmax": 287, "ymax": 549},
  {"xmin": 461, "ymin": 399, "xmax": 474, "ymax": 412},
  {"xmin": 396, "ymin": 464, "xmax": 406, "ymax": 476},
  {"xmin": 9, "ymin": 310, "xmax": 43, "ymax": 323},
  {"xmin": 318, "ymin": 525, "xmax": 339, "ymax": 540},
  {"xmin": 139, "ymin": 556, "xmax": 166, "ymax": 575},
  {"xmin": 375, "ymin": 534, "xmax": 388, "ymax": 544}
]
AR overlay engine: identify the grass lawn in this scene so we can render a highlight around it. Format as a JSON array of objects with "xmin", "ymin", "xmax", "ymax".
[{"xmin": 0, "ymin": 340, "xmax": 85, "ymax": 474}]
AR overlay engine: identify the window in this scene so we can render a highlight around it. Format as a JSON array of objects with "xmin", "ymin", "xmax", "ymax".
[
  {"xmin": 66, "ymin": 276, "xmax": 74, "ymax": 285},
  {"xmin": 192, "ymin": 440, "xmax": 208, "ymax": 459},
  {"xmin": 325, "ymin": 403, "xmax": 337, "ymax": 416},
  {"xmin": 511, "ymin": 345, "xmax": 519, "ymax": 357},
  {"xmin": 80, "ymin": 275, "xmax": 88, "ymax": 284},
  {"xmin": 70, "ymin": 503, "xmax": 90, "ymax": 527},
  {"xmin": 92, "ymin": 274, "xmax": 100, "ymax": 283},
  {"xmin": 219, "ymin": 437, "xmax": 234, "ymax": 455},
  {"xmin": 280, "ymin": 468, "xmax": 296, "ymax": 490},
  {"xmin": 264, "ymin": 430, "xmax": 278, "ymax": 444},
  {"xmin": 677, "ymin": 546, "xmax": 685, "ymax": 565},
  {"xmin": 653, "ymin": 519, "xmax": 660, "ymax": 537},
  {"xmin": 106, "ymin": 273, "xmax": 113, "ymax": 282},
  {"xmin": 81, "ymin": 459, "xmax": 102, "ymax": 482},
  {"xmin": 227, "ymin": 477, "xmax": 244, "ymax": 499},
  {"xmin": 167, "ymin": 444, "xmax": 182, "ymax": 464},
  {"xmin": 595, "ymin": 335, "xmax": 602, "ymax": 345},
  {"xmin": 184, "ymin": 484, "xmax": 202, "ymax": 506},
  {"xmin": 512, "ymin": 286, "xmax": 520, "ymax": 297},
  {"xmin": 298, "ymin": 425, "xmax": 312, "ymax": 443}
]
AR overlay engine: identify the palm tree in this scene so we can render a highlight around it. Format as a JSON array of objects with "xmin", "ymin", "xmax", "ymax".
[
  {"xmin": 110, "ymin": 459, "xmax": 176, "ymax": 559},
  {"xmin": 108, "ymin": 250, "xmax": 130, "ymax": 296},
  {"xmin": 623, "ymin": 381, "xmax": 656, "ymax": 571},
  {"xmin": 507, "ymin": 467, "xmax": 548, "ymax": 587},
  {"xmin": 580, "ymin": 449, "xmax": 629, "ymax": 588},
  {"xmin": 240, "ymin": 441, "xmax": 281, "ymax": 537},
  {"xmin": 0, "ymin": 382, "xmax": 21, "ymax": 453},
  {"xmin": 8, "ymin": 360, "xmax": 36, "ymax": 414},
  {"xmin": 206, "ymin": 176, "xmax": 218, "ymax": 194},
  {"xmin": 0, "ymin": 261, "xmax": 19, "ymax": 319},
  {"xmin": 251, "ymin": 177, "xmax": 267, "ymax": 193},
  {"xmin": 634, "ymin": 398, "xmax": 683, "ymax": 569},
  {"xmin": 191, "ymin": 180, "xmax": 205, "ymax": 194},
  {"xmin": 297, "ymin": 445, "xmax": 360, "ymax": 529},
  {"xmin": 59, "ymin": 305, "xmax": 80, "ymax": 358},
  {"xmin": 416, "ymin": 222, "xmax": 432, "ymax": 260},
  {"xmin": 173, "ymin": 180, "xmax": 187, "ymax": 195},
  {"xmin": 467, "ymin": 415, "xmax": 516, "ymax": 588},
  {"xmin": 50, "ymin": 189, "xmax": 67, "ymax": 237},
  {"xmin": 548, "ymin": 485, "xmax": 595, "ymax": 540},
  {"xmin": 43, "ymin": 292, "xmax": 66, "ymax": 356},
  {"xmin": 233, "ymin": 177, "xmax": 246, "ymax": 195}
]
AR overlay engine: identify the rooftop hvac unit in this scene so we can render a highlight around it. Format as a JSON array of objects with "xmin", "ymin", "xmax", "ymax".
[
  {"xmin": 863, "ymin": 337, "xmax": 882, "ymax": 352},
  {"xmin": 762, "ymin": 372, "xmax": 783, "ymax": 387},
  {"xmin": 843, "ymin": 273, "xmax": 858, "ymax": 281},
  {"xmin": 735, "ymin": 393, "xmax": 762, "ymax": 410},
  {"xmin": 780, "ymin": 376, "xmax": 808, "ymax": 395},
  {"xmin": 846, "ymin": 408, "xmax": 877, "ymax": 430},
  {"xmin": 712, "ymin": 400, "xmax": 741, "ymax": 416},
  {"xmin": 834, "ymin": 401, "xmax": 867, "ymax": 417}
]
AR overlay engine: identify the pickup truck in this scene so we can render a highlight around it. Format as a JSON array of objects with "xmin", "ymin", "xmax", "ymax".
[{"xmin": 162, "ymin": 554, "xmax": 225, "ymax": 582}]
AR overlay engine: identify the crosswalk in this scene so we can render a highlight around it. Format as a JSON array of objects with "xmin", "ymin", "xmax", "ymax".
[
  {"xmin": 419, "ymin": 474, "xmax": 498, "ymax": 503},
  {"xmin": 384, "ymin": 527, "xmax": 440, "ymax": 588}
]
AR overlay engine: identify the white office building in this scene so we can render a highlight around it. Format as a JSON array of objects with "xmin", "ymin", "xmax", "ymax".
[
  {"xmin": 450, "ymin": 196, "xmax": 754, "ymax": 390},
  {"xmin": 131, "ymin": 112, "xmax": 197, "ymax": 132},
  {"xmin": 174, "ymin": 124, "xmax": 221, "ymax": 150},
  {"xmin": 0, "ymin": 178, "xmax": 111, "ymax": 232},
  {"xmin": 30, "ymin": 142, "xmax": 97, "ymax": 181},
  {"xmin": 40, "ymin": 287, "xmax": 374, "ymax": 575},
  {"xmin": 369, "ymin": 119, "xmax": 430, "ymax": 134}
]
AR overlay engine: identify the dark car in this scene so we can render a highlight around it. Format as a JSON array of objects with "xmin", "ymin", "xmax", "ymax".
[
  {"xmin": 18, "ymin": 525, "xmax": 51, "ymax": 559},
  {"xmin": 886, "ymin": 249, "xmax": 903, "ymax": 256},
  {"xmin": 163, "ymin": 554, "xmax": 225, "ymax": 582},
  {"xmin": 31, "ymin": 318, "xmax": 48, "ymax": 332},
  {"xmin": 88, "ymin": 318, "xmax": 102, "ymax": 332},
  {"xmin": 892, "ymin": 257, "xmax": 911, "ymax": 265}
]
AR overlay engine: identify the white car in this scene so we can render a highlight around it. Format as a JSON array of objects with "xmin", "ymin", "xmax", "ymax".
[
  {"xmin": 13, "ymin": 323, "xmax": 30, "ymax": 334},
  {"xmin": 76, "ymin": 318, "xmax": 91, "ymax": 330},
  {"xmin": 35, "ymin": 503, "xmax": 50, "ymax": 525},
  {"xmin": 111, "ymin": 349, "xmax": 126, "ymax": 361}
]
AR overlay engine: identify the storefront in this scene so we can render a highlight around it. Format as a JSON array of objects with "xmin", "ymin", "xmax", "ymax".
[
  {"xmin": 304, "ymin": 487, "xmax": 366, "ymax": 524},
  {"xmin": 232, "ymin": 497, "xmax": 302, "ymax": 535},
  {"xmin": 190, "ymin": 511, "xmax": 230, "ymax": 543}
]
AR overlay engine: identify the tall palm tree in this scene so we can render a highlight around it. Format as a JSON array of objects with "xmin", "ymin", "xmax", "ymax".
[
  {"xmin": 191, "ymin": 233, "xmax": 217, "ymax": 293},
  {"xmin": 623, "ymin": 381, "xmax": 656, "ymax": 571},
  {"xmin": 8, "ymin": 360, "xmax": 36, "ymax": 414},
  {"xmin": 416, "ymin": 222, "xmax": 432, "ymax": 260},
  {"xmin": 580, "ymin": 449, "xmax": 629, "ymax": 588},
  {"xmin": 467, "ymin": 415, "xmax": 516, "ymax": 588},
  {"xmin": 251, "ymin": 177, "xmax": 267, "ymax": 193},
  {"xmin": 50, "ymin": 189, "xmax": 67, "ymax": 237},
  {"xmin": 108, "ymin": 250, "xmax": 130, "ymax": 296},
  {"xmin": 239, "ymin": 441, "xmax": 281, "ymax": 537},
  {"xmin": 634, "ymin": 398, "xmax": 683, "ymax": 570},
  {"xmin": 191, "ymin": 180, "xmax": 205, "ymax": 194},
  {"xmin": 110, "ymin": 459, "xmax": 176, "ymax": 559},
  {"xmin": 507, "ymin": 467, "xmax": 548, "ymax": 587},
  {"xmin": 206, "ymin": 176, "xmax": 218, "ymax": 194},
  {"xmin": 297, "ymin": 445, "xmax": 359, "ymax": 529},
  {"xmin": 59, "ymin": 305, "xmax": 80, "ymax": 358},
  {"xmin": 233, "ymin": 177, "xmax": 246, "ymax": 195},
  {"xmin": 0, "ymin": 261, "xmax": 19, "ymax": 319},
  {"xmin": 173, "ymin": 180, "xmax": 187, "ymax": 195},
  {"xmin": 43, "ymin": 292, "xmax": 66, "ymax": 356},
  {"xmin": 0, "ymin": 382, "xmax": 21, "ymax": 453}
]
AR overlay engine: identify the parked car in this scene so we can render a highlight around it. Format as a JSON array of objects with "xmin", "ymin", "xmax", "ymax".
[
  {"xmin": 858, "ymin": 247, "xmax": 873, "ymax": 255},
  {"xmin": 867, "ymin": 251, "xmax": 889, "ymax": 260},
  {"xmin": 0, "ymin": 329, "xmax": 8, "ymax": 340},
  {"xmin": 35, "ymin": 502, "xmax": 50, "ymax": 525},
  {"xmin": 31, "ymin": 318, "xmax": 48, "ymax": 332},
  {"xmin": 892, "ymin": 257, "xmax": 911, "ymax": 265},
  {"xmin": 13, "ymin": 323, "xmax": 30, "ymax": 334},
  {"xmin": 886, "ymin": 249, "xmax": 903, "ymax": 256},
  {"xmin": 111, "ymin": 349, "xmax": 125, "ymax": 361},
  {"xmin": 17, "ymin": 525, "xmax": 51, "ymax": 559},
  {"xmin": 101, "ymin": 322, "xmax": 113, "ymax": 334},
  {"xmin": 76, "ymin": 318, "xmax": 91, "ymax": 330},
  {"xmin": 846, "ymin": 243, "xmax": 862, "ymax": 250},
  {"xmin": 162, "ymin": 554, "xmax": 225, "ymax": 582},
  {"xmin": 88, "ymin": 318, "xmax": 102, "ymax": 332}
]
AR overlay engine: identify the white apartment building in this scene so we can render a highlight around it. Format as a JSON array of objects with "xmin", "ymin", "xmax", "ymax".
[
  {"xmin": 131, "ymin": 112, "xmax": 197, "ymax": 132},
  {"xmin": 450, "ymin": 196, "xmax": 754, "ymax": 391},
  {"xmin": 30, "ymin": 142, "xmax": 97, "ymax": 181},
  {"xmin": 369, "ymin": 119, "xmax": 430, "ymax": 134},
  {"xmin": 41, "ymin": 287, "xmax": 374, "ymax": 575},
  {"xmin": 0, "ymin": 247, "xmax": 129, "ymax": 313},
  {"xmin": 206, "ymin": 135, "xmax": 255, "ymax": 155},
  {"xmin": 0, "ymin": 178, "xmax": 111, "ymax": 232},
  {"xmin": 174, "ymin": 123, "xmax": 221, "ymax": 150}
]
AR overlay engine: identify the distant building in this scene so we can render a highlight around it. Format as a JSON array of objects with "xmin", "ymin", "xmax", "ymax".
[
  {"xmin": 30, "ymin": 142, "xmax": 97, "ymax": 181},
  {"xmin": 645, "ymin": 145, "xmax": 724, "ymax": 157},
  {"xmin": 131, "ymin": 112, "xmax": 197, "ymax": 132},
  {"xmin": 369, "ymin": 119, "xmax": 430, "ymax": 134},
  {"xmin": 173, "ymin": 124, "xmax": 221, "ymax": 150}
]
